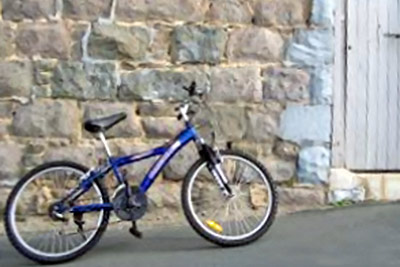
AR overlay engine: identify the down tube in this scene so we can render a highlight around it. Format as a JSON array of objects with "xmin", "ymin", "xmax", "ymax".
[{"xmin": 140, "ymin": 127, "xmax": 197, "ymax": 192}]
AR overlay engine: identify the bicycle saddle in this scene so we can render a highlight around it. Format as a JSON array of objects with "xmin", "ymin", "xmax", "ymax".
[{"xmin": 84, "ymin": 112, "xmax": 127, "ymax": 133}]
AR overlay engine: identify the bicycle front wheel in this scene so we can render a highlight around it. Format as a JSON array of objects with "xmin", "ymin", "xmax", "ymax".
[
  {"xmin": 182, "ymin": 150, "xmax": 277, "ymax": 247},
  {"xmin": 4, "ymin": 161, "xmax": 110, "ymax": 264}
]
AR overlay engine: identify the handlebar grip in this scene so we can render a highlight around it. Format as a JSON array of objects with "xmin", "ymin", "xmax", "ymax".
[{"xmin": 183, "ymin": 81, "xmax": 197, "ymax": 96}]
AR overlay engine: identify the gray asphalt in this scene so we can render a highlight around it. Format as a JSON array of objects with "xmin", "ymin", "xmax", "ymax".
[{"xmin": 1, "ymin": 203, "xmax": 400, "ymax": 267}]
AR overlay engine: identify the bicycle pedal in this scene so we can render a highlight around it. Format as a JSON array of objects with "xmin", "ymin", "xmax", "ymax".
[{"xmin": 129, "ymin": 222, "xmax": 143, "ymax": 239}]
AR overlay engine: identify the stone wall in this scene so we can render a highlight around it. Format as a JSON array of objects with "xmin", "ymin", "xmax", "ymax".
[{"xmin": 0, "ymin": 0, "xmax": 335, "ymax": 218}]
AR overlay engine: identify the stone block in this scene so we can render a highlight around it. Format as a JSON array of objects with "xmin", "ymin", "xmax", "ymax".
[
  {"xmin": 210, "ymin": 67, "xmax": 262, "ymax": 103},
  {"xmin": 253, "ymin": 0, "xmax": 312, "ymax": 27},
  {"xmin": 0, "ymin": 102, "xmax": 17, "ymax": 118},
  {"xmin": 82, "ymin": 102, "xmax": 142, "ymax": 138},
  {"xmin": 148, "ymin": 23, "xmax": 173, "ymax": 62},
  {"xmin": 207, "ymin": 105, "xmax": 247, "ymax": 141},
  {"xmin": 383, "ymin": 174, "xmax": 400, "ymax": 201},
  {"xmin": 44, "ymin": 146, "xmax": 96, "ymax": 167},
  {"xmin": 257, "ymin": 141, "xmax": 276, "ymax": 158},
  {"xmin": 116, "ymin": 0, "xmax": 207, "ymax": 22},
  {"xmin": 328, "ymin": 187, "xmax": 365, "ymax": 203},
  {"xmin": 265, "ymin": 157, "xmax": 296, "ymax": 182},
  {"xmin": 206, "ymin": 0, "xmax": 252, "ymax": 24},
  {"xmin": 298, "ymin": 146, "xmax": 331, "ymax": 184},
  {"xmin": 231, "ymin": 142, "xmax": 259, "ymax": 157},
  {"xmin": 278, "ymin": 186, "xmax": 326, "ymax": 213},
  {"xmin": 141, "ymin": 117, "xmax": 183, "ymax": 139},
  {"xmin": 263, "ymin": 66, "xmax": 310, "ymax": 103},
  {"xmin": 357, "ymin": 174, "xmax": 384, "ymax": 201},
  {"xmin": 63, "ymin": 0, "xmax": 113, "ymax": 20},
  {"xmin": 16, "ymin": 23, "xmax": 71, "ymax": 59},
  {"xmin": 227, "ymin": 27, "xmax": 284, "ymax": 63},
  {"xmin": 71, "ymin": 23, "xmax": 90, "ymax": 60},
  {"xmin": 0, "ymin": 143, "xmax": 23, "ymax": 182},
  {"xmin": 51, "ymin": 62, "xmax": 118, "ymax": 100},
  {"xmin": 2, "ymin": 0, "xmax": 55, "ymax": 21},
  {"xmin": 11, "ymin": 99, "xmax": 79, "ymax": 139},
  {"xmin": 0, "ymin": 188, "xmax": 12, "ymax": 215},
  {"xmin": 273, "ymin": 140, "xmax": 300, "ymax": 160},
  {"xmin": 136, "ymin": 102, "xmax": 176, "ymax": 117},
  {"xmin": 33, "ymin": 60, "xmax": 58, "ymax": 86},
  {"xmin": 148, "ymin": 182, "xmax": 181, "ymax": 210},
  {"xmin": 163, "ymin": 143, "xmax": 198, "ymax": 181},
  {"xmin": 88, "ymin": 23, "xmax": 167, "ymax": 61},
  {"xmin": 0, "ymin": 122, "xmax": 9, "ymax": 138},
  {"xmin": 21, "ymin": 141, "xmax": 47, "ymax": 167},
  {"xmin": 171, "ymin": 25, "xmax": 227, "ymax": 64},
  {"xmin": 245, "ymin": 106, "xmax": 278, "ymax": 142},
  {"xmin": 287, "ymin": 28, "xmax": 334, "ymax": 67},
  {"xmin": 0, "ymin": 61, "xmax": 32, "ymax": 97},
  {"xmin": 309, "ymin": 66, "xmax": 333, "ymax": 105},
  {"xmin": 119, "ymin": 68, "xmax": 209, "ymax": 101},
  {"xmin": 310, "ymin": 0, "xmax": 335, "ymax": 27},
  {"xmin": 0, "ymin": 22, "xmax": 15, "ymax": 58},
  {"xmin": 329, "ymin": 169, "xmax": 360, "ymax": 191},
  {"xmin": 279, "ymin": 105, "xmax": 331, "ymax": 144}
]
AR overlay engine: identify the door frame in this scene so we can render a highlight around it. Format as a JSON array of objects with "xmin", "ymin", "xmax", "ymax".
[{"xmin": 332, "ymin": 0, "xmax": 348, "ymax": 168}]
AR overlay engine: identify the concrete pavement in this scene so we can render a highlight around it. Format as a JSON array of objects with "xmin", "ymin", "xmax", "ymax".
[{"xmin": 1, "ymin": 203, "xmax": 400, "ymax": 266}]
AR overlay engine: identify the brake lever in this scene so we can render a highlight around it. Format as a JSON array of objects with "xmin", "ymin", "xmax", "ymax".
[{"xmin": 183, "ymin": 81, "xmax": 197, "ymax": 96}]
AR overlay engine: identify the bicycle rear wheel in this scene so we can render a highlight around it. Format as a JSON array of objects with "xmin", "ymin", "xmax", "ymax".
[
  {"xmin": 4, "ymin": 161, "xmax": 110, "ymax": 264},
  {"xmin": 182, "ymin": 150, "xmax": 277, "ymax": 247}
]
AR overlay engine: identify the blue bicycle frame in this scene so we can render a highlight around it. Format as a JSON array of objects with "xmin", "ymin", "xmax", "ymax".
[{"xmin": 67, "ymin": 124, "xmax": 200, "ymax": 214}]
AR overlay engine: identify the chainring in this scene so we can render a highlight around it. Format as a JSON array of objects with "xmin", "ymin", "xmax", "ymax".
[{"xmin": 112, "ymin": 186, "xmax": 148, "ymax": 221}]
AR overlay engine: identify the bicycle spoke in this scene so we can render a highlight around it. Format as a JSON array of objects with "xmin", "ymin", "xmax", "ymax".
[
  {"xmin": 236, "ymin": 198, "xmax": 253, "ymax": 234},
  {"xmin": 10, "ymin": 166, "xmax": 105, "ymax": 258},
  {"xmin": 37, "ymin": 232, "xmax": 49, "ymax": 252},
  {"xmin": 188, "ymin": 154, "xmax": 274, "ymax": 241},
  {"xmin": 30, "ymin": 232, "xmax": 48, "ymax": 251},
  {"xmin": 233, "ymin": 202, "xmax": 241, "ymax": 235},
  {"xmin": 234, "ymin": 201, "xmax": 247, "ymax": 235},
  {"xmin": 223, "ymin": 201, "xmax": 232, "ymax": 235}
]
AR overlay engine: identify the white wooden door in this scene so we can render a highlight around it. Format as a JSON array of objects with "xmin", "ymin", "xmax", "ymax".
[{"xmin": 345, "ymin": 0, "xmax": 400, "ymax": 170}]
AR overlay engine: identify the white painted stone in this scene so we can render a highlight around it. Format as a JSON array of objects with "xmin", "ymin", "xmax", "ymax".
[
  {"xmin": 329, "ymin": 168, "xmax": 359, "ymax": 190},
  {"xmin": 309, "ymin": 66, "xmax": 333, "ymax": 105},
  {"xmin": 357, "ymin": 174, "xmax": 384, "ymax": 201},
  {"xmin": 298, "ymin": 146, "xmax": 331, "ymax": 184},
  {"xmin": 328, "ymin": 187, "xmax": 365, "ymax": 203},
  {"xmin": 310, "ymin": 0, "xmax": 335, "ymax": 27},
  {"xmin": 286, "ymin": 28, "xmax": 334, "ymax": 67},
  {"xmin": 279, "ymin": 104, "xmax": 331, "ymax": 144},
  {"xmin": 383, "ymin": 174, "xmax": 400, "ymax": 201}
]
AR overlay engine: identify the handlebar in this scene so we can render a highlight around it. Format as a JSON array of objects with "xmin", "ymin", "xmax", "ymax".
[
  {"xmin": 176, "ymin": 81, "xmax": 207, "ymax": 121},
  {"xmin": 182, "ymin": 81, "xmax": 196, "ymax": 96},
  {"xmin": 182, "ymin": 81, "xmax": 204, "ymax": 98}
]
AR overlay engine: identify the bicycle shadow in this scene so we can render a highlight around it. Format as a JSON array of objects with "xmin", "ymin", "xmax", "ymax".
[
  {"xmin": 93, "ymin": 228, "xmax": 217, "ymax": 255},
  {"xmin": 0, "ymin": 241, "xmax": 33, "ymax": 266}
]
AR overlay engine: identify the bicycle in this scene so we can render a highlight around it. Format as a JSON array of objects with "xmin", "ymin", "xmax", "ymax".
[{"xmin": 4, "ymin": 82, "xmax": 278, "ymax": 264}]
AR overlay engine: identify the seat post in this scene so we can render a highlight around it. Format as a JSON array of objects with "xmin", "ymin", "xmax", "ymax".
[{"xmin": 98, "ymin": 132, "xmax": 112, "ymax": 158}]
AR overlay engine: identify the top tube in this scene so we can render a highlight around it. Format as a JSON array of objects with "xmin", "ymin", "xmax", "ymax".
[{"xmin": 139, "ymin": 125, "xmax": 199, "ymax": 191}]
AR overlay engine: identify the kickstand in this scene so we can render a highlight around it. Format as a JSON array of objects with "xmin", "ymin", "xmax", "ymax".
[
  {"xmin": 73, "ymin": 213, "xmax": 87, "ymax": 241},
  {"xmin": 129, "ymin": 221, "xmax": 143, "ymax": 239}
]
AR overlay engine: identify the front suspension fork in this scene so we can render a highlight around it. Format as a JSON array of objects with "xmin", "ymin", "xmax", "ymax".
[
  {"xmin": 199, "ymin": 144, "xmax": 233, "ymax": 196},
  {"xmin": 209, "ymin": 163, "xmax": 233, "ymax": 197}
]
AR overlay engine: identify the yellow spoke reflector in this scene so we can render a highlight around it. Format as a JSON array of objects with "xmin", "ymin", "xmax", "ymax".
[{"xmin": 205, "ymin": 220, "xmax": 223, "ymax": 233}]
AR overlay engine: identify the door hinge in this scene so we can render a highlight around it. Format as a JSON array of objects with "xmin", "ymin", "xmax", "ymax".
[{"xmin": 384, "ymin": 33, "xmax": 400, "ymax": 39}]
